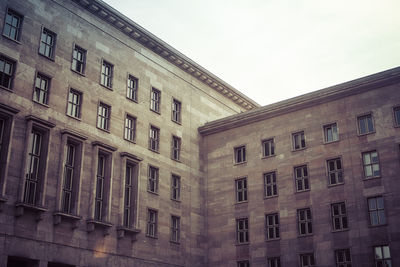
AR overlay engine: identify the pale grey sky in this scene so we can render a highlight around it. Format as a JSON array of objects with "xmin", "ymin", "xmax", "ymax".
[{"xmin": 103, "ymin": 0, "xmax": 400, "ymax": 106}]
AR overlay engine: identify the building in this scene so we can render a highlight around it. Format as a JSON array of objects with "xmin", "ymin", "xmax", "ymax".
[{"xmin": 0, "ymin": 0, "xmax": 399, "ymax": 267}]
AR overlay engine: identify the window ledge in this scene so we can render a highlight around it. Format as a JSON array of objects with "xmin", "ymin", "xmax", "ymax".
[
  {"xmin": 146, "ymin": 234, "xmax": 158, "ymax": 239},
  {"xmin": 150, "ymin": 108, "xmax": 161, "ymax": 115},
  {"xmin": 265, "ymin": 238, "xmax": 281, "ymax": 242},
  {"xmin": 148, "ymin": 148, "xmax": 160, "ymax": 154},
  {"xmin": 15, "ymin": 202, "xmax": 48, "ymax": 220},
  {"xmin": 70, "ymin": 69, "xmax": 85, "ymax": 77},
  {"xmin": 66, "ymin": 114, "xmax": 82, "ymax": 121},
  {"xmin": 87, "ymin": 219, "xmax": 113, "ymax": 235},
  {"xmin": 235, "ymin": 201, "xmax": 248, "ymax": 205},
  {"xmin": 394, "ymin": 124, "xmax": 400, "ymax": 128},
  {"xmin": 262, "ymin": 154, "xmax": 276, "ymax": 159},
  {"xmin": 100, "ymin": 84, "xmax": 113, "ymax": 91},
  {"xmin": 33, "ymin": 100, "xmax": 50, "ymax": 108},
  {"xmin": 172, "ymin": 119, "xmax": 182, "ymax": 125},
  {"xmin": 96, "ymin": 127, "xmax": 110, "ymax": 133},
  {"xmin": 0, "ymin": 85, "xmax": 13, "ymax": 92},
  {"xmin": 53, "ymin": 212, "xmax": 82, "ymax": 228},
  {"xmin": 292, "ymin": 147, "xmax": 307, "ymax": 152},
  {"xmin": 2, "ymin": 34, "xmax": 22, "ymax": 44},
  {"xmin": 295, "ymin": 189, "xmax": 311, "ymax": 194},
  {"xmin": 126, "ymin": 97, "xmax": 138, "ymax": 103},
  {"xmin": 264, "ymin": 195, "xmax": 278, "ymax": 200},
  {"xmin": 117, "ymin": 226, "xmax": 141, "ymax": 241},
  {"xmin": 363, "ymin": 176, "xmax": 381, "ymax": 180},
  {"xmin": 172, "ymin": 158, "xmax": 181, "ymax": 163},
  {"xmin": 171, "ymin": 198, "xmax": 181, "ymax": 203},
  {"xmin": 298, "ymin": 234, "xmax": 313, "ymax": 238},
  {"xmin": 234, "ymin": 161, "xmax": 247, "ymax": 166},
  {"xmin": 357, "ymin": 131, "xmax": 375, "ymax": 137},
  {"xmin": 331, "ymin": 228, "xmax": 349, "ymax": 233},
  {"xmin": 235, "ymin": 242, "xmax": 250, "ymax": 246},
  {"xmin": 324, "ymin": 139, "xmax": 340, "ymax": 145},
  {"xmin": 327, "ymin": 182, "xmax": 345, "ymax": 188},
  {"xmin": 368, "ymin": 223, "xmax": 387, "ymax": 228},
  {"xmin": 0, "ymin": 196, "xmax": 7, "ymax": 212},
  {"xmin": 147, "ymin": 190, "xmax": 159, "ymax": 196},
  {"xmin": 170, "ymin": 240, "xmax": 180, "ymax": 245},
  {"xmin": 38, "ymin": 53, "xmax": 55, "ymax": 62},
  {"xmin": 124, "ymin": 138, "xmax": 136, "ymax": 144}
]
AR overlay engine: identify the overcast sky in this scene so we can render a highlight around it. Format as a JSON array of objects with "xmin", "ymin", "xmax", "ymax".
[{"xmin": 103, "ymin": 0, "xmax": 400, "ymax": 106}]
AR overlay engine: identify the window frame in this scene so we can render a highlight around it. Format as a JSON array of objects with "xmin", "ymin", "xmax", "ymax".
[
  {"xmin": 331, "ymin": 202, "xmax": 348, "ymax": 231},
  {"xmin": 357, "ymin": 113, "xmax": 375, "ymax": 135},
  {"xmin": 393, "ymin": 105, "xmax": 400, "ymax": 127},
  {"xmin": 147, "ymin": 165, "xmax": 159, "ymax": 194},
  {"xmin": 265, "ymin": 213, "xmax": 280, "ymax": 240},
  {"xmin": 122, "ymin": 159, "xmax": 139, "ymax": 228},
  {"xmin": 33, "ymin": 72, "xmax": 51, "ymax": 106},
  {"xmin": 367, "ymin": 196, "xmax": 386, "ymax": 226},
  {"xmin": 294, "ymin": 165, "xmax": 310, "ymax": 192},
  {"xmin": 323, "ymin": 122, "xmax": 339, "ymax": 143},
  {"xmin": 297, "ymin": 208, "xmax": 313, "ymax": 236},
  {"xmin": 2, "ymin": 8, "xmax": 23, "ymax": 42},
  {"xmin": 234, "ymin": 145, "xmax": 246, "ymax": 164},
  {"xmin": 237, "ymin": 260, "xmax": 250, "ymax": 267},
  {"xmin": 292, "ymin": 131, "xmax": 306, "ymax": 150},
  {"xmin": 71, "ymin": 44, "xmax": 86, "ymax": 75},
  {"xmin": 124, "ymin": 114, "xmax": 136, "ymax": 143},
  {"xmin": 100, "ymin": 59, "xmax": 113, "ymax": 89},
  {"xmin": 96, "ymin": 102, "xmax": 111, "ymax": 132},
  {"xmin": 171, "ymin": 135, "xmax": 181, "ymax": 161},
  {"xmin": 362, "ymin": 150, "xmax": 380, "ymax": 179},
  {"xmin": 335, "ymin": 248, "xmax": 352, "ymax": 267},
  {"xmin": 170, "ymin": 215, "xmax": 180, "ymax": 243},
  {"xmin": 146, "ymin": 208, "xmax": 158, "ymax": 238},
  {"xmin": 235, "ymin": 177, "xmax": 248, "ymax": 203},
  {"xmin": 373, "ymin": 245, "xmax": 391, "ymax": 267},
  {"xmin": 126, "ymin": 74, "xmax": 138, "ymax": 102},
  {"xmin": 171, "ymin": 173, "xmax": 181, "ymax": 201},
  {"xmin": 172, "ymin": 98, "xmax": 182, "ymax": 124},
  {"xmin": 38, "ymin": 27, "xmax": 56, "ymax": 60},
  {"xmin": 66, "ymin": 88, "xmax": 82, "ymax": 119},
  {"xmin": 326, "ymin": 157, "xmax": 344, "ymax": 186},
  {"xmin": 264, "ymin": 171, "xmax": 278, "ymax": 198},
  {"xmin": 262, "ymin": 138, "xmax": 275, "ymax": 158},
  {"xmin": 0, "ymin": 54, "xmax": 16, "ymax": 91},
  {"xmin": 150, "ymin": 87, "xmax": 161, "ymax": 113},
  {"xmin": 148, "ymin": 125, "xmax": 160, "ymax": 152},
  {"xmin": 236, "ymin": 217, "xmax": 249, "ymax": 244},
  {"xmin": 299, "ymin": 253, "xmax": 315, "ymax": 267},
  {"xmin": 267, "ymin": 257, "xmax": 281, "ymax": 267}
]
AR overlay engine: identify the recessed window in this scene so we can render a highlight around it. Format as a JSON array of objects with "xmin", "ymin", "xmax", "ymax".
[
  {"xmin": 264, "ymin": 171, "xmax": 278, "ymax": 197},
  {"xmin": 39, "ymin": 28, "xmax": 56, "ymax": 59},
  {"xmin": 298, "ymin": 208, "xmax": 312, "ymax": 235},
  {"xmin": 362, "ymin": 150, "xmax": 380, "ymax": 178},
  {"xmin": 262, "ymin": 138, "xmax": 275, "ymax": 157},
  {"xmin": 265, "ymin": 213, "xmax": 280, "ymax": 240},
  {"xmin": 148, "ymin": 165, "xmax": 159, "ymax": 193},
  {"xmin": 235, "ymin": 177, "xmax": 247, "ymax": 203},
  {"xmin": 149, "ymin": 125, "xmax": 160, "ymax": 151},
  {"xmin": 3, "ymin": 9, "xmax": 23, "ymax": 41},
  {"xmin": 33, "ymin": 73, "xmax": 50, "ymax": 105},
  {"xmin": 267, "ymin": 257, "xmax": 281, "ymax": 267},
  {"xmin": 335, "ymin": 249, "xmax": 351, "ymax": 266},
  {"xmin": 368, "ymin": 196, "xmax": 386, "ymax": 226},
  {"xmin": 123, "ymin": 161, "xmax": 138, "ymax": 228},
  {"xmin": 324, "ymin": 123, "xmax": 338, "ymax": 143},
  {"xmin": 357, "ymin": 114, "xmax": 374, "ymax": 135},
  {"xmin": 374, "ymin": 245, "xmax": 391, "ymax": 266},
  {"xmin": 100, "ymin": 60, "xmax": 113, "ymax": 88},
  {"xmin": 124, "ymin": 115, "xmax": 136, "ymax": 142},
  {"xmin": 331, "ymin": 202, "xmax": 348, "ymax": 231},
  {"xmin": 94, "ymin": 152, "xmax": 111, "ymax": 221},
  {"xmin": 300, "ymin": 253, "xmax": 315, "ymax": 267},
  {"xmin": 236, "ymin": 218, "xmax": 249, "ymax": 244},
  {"xmin": 292, "ymin": 131, "xmax": 306, "ymax": 150},
  {"xmin": 146, "ymin": 208, "xmax": 157, "ymax": 237},
  {"xmin": 71, "ymin": 45, "xmax": 86, "ymax": 74},
  {"xmin": 172, "ymin": 136, "xmax": 181, "ymax": 161},
  {"xmin": 61, "ymin": 143, "xmax": 76, "ymax": 214},
  {"xmin": 172, "ymin": 98, "xmax": 181, "ymax": 123},
  {"xmin": 234, "ymin": 145, "xmax": 246, "ymax": 164},
  {"xmin": 294, "ymin": 165, "xmax": 309, "ymax": 192},
  {"xmin": 0, "ymin": 56, "xmax": 15, "ymax": 90},
  {"xmin": 150, "ymin": 87, "xmax": 161, "ymax": 113},
  {"xmin": 237, "ymin": 260, "xmax": 250, "ymax": 267},
  {"xmin": 127, "ymin": 75, "xmax": 138, "ymax": 101},
  {"xmin": 97, "ymin": 102, "xmax": 110, "ymax": 131},
  {"xmin": 327, "ymin": 158, "xmax": 343, "ymax": 185},
  {"xmin": 66, "ymin": 89, "xmax": 81, "ymax": 118},
  {"xmin": 171, "ymin": 174, "xmax": 180, "ymax": 201},
  {"xmin": 170, "ymin": 215, "xmax": 180, "ymax": 243},
  {"xmin": 394, "ymin": 106, "xmax": 400, "ymax": 127}
]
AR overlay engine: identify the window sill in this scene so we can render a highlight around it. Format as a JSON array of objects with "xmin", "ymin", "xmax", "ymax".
[
  {"xmin": 170, "ymin": 240, "xmax": 180, "ymax": 245},
  {"xmin": 368, "ymin": 223, "xmax": 387, "ymax": 228},
  {"xmin": 38, "ymin": 53, "xmax": 55, "ymax": 62},
  {"xmin": 295, "ymin": 189, "xmax": 311, "ymax": 193},
  {"xmin": 328, "ymin": 182, "xmax": 345, "ymax": 188},
  {"xmin": 97, "ymin": 127, "xmax": 110, "ymax": 133},
  {"xmin": 172, "ymin": 119, "xmax": 182, "ymax": 125},
  {"xmin": 394, "ymin": 124, "xmax": 400, "ymax": 128},
  {"xmin": 292, "ymin": 147, "xmax": 307, "ymax": 152},
  {"xmin": 100, "ymin": 84, "xmax": 113, "ymax": 91},
  {"xmin": 53, "ymin": 212, "xmax": 82, "ymax": 228},
  {"xmin": 147, "ymin": 190, "xmax": 159, "ymax": 196},
  {"xmin": 15, "ymin": 202, "xmax": 48, "ymax": 220},
  {"xmin": 262, "ymin": 154, "xmax": 276, "ymax": 159},
  {"xmin": 332, "ymin": 228, "xmax": 349, "ymax": 233},
  {"xmin": 150, "ymin": 108, "xmax": 161, "ymax": 115},
  {"xmin": 298, "ymin": 233, "xmax": 313, "ymax": 238},
  {"xmin": 357, "ymin": 131, "xmax": 375, "ymax": 137},
  {"xmin": 235, "ymin": 242, "xmax": 250, "ymax": 246},
  {"xmin": 148, "ymin": 148, "xmax": 160, "ymax": 154},
  {"xmin": 70, "ymin": 68, "xmax": 85, "ymax": 77},
  {"xmin": 235, "ymin": 201, "xmax": 248, "ymax": 205},
  {"xmin": 33, "ymin": 100, "xmax": 50, "ymax": 108},
  {"xmin": 126, "ymin": 97, "xmax": 138, "ymax": 103},
  {"xmin": 172, "ymin": 158, "xmax": 181, "ymax": 163},
  {"xmin": 363, "ymin": 176, "xmax": 381, "ymax": 180},
  {"xmin": 124, "ymin": 138, "xmax": 136, "ymax": 144},
  {"xmin": 117, "ymin": 226, "xmax": 140, "ymax": 241},
  {"xmin": 171, "ymin": 198, "xmax": 181, "ymax": 203},
  {"xmin": 324, "ymin": 139, "xmax": 340, "ymax": 145},
  {"xmin": 146, "ymin": 235, "xmax": 158, "ymax": 239},
  {"xmin": 265, "ymin": 238, "xmax": 280, "ymax": 242},
  {"xmin": 87, "ymin": 219, "xmax": 113, "ymax": 235},
  {"xmin": 264, "ymin": 195, "xmax": 278, "ymax": 200},
  {"xmin": 66, "ymin": 114, "xmax": 81, "ymax": 121},
  {"xmin": 0, "ymin": 85, "xmax": 13, "ymax": 92},
  {"xmin": 234, "ymin": 161, "xmax": 247, "ymax": 166},
  {"xmin": 2, "ymin": 34, "xmax": 22, "ymax": 44},
  {"xmin": 0, "ymin": 196, "xmax": 7, "ymax": 212}
]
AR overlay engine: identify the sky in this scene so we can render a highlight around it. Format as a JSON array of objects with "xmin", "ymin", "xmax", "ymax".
[{"xmin": 103, "ymin": 0, "xmax": 400, "ymax": 106}]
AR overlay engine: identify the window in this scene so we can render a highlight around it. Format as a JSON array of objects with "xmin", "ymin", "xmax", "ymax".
[
  {"xmin": 146, "ymin": 209, "xmax": 157, "ymax": 237},
  {"xmin": 97, "ymin": 102, "xmax": 110, "ymax": 131},
  {"xmin": 394, "ymin": 106, "xmax": 400, "ymax": 126},
  {"xmin": 237, "ymin": 261, "xmax": 250, "ymax": 267},
  {"xmin": 0, "ymin": 56, "xmax": 15, "ymax": 89},
  {"xmin": 33, "ymin": 73, "xmax": 50, "ymax": 105},
  {"xmin": 66, "ymin": 89, "xmax": 81, "ymax": 118},
  {"xmin": 335, "ymin": 249, "xmax": 351, "ymax": 267},
  {"xmin": 294, "ymin": 165, "xmax": 310, "ymax": 192},
  {"xmin": 368, "ymin": 196, "xmax": 386, "ymax": 226},
  {"xmin": 124, "ymin": 115, "xmax": 136, "ymax": 142},
  {"xmin": 61, "ymin": 143, "xmax": 75, "ymax": 213},
  {"xmin": 292, "ymin": 131, "xmax": 306, "ymax": 150},
  {"xmin": 127, "ymin": 75, "xmax": 138, "ymax": 101},
  {"xmin": 3, "ymin": 9, "xmax": 23, "ymax": 41},
  {"xmin": 264, "ymin": 171, "xmax": 278, "ymax": 197},
  {"xmin": 265, "ymin": 213, "xmax": 280, "ymax": 240},
  {"xmin": 374, "ymin": 245, "xmax": 391, "ymax": 267},
  {"xmin": 171, "ymin": 174, "xmax": 180, "ymax": 201},
  {"xmin": 149, "ymin": 126, "xmax": 159, "ymax": 151},
  {"xmin": 298, "ymin": 208, "xmax": 312, "ymax": 235},
  {"xmin": 357, "ymin": 114, "xmax": 374, "ymax": 135},
  {"xmin": 235, "ymin": 178, "xmax": 247, "ymax": 203},
  {"xmin": 150, "ymin": 87, "xmax": 161, "ymax": 113},
  {"xmin": 236, "ymin": 218, "xmax": 249, "ymax": 244},
  {"xmin": 123, "ymin": 161, "xmax": 137, "ymax": 228},
  {"xmin": 267, "ymin": 257, "xmax": 281, "ymax": 267},
  {"xmin": 362, "ymin": 150, "xmax": 380, "ymax": 178},
  {"xmin": 300, "ymin": 253, "xmax": 315, "ymax": 267},
  {"xmin": 234, "ymin": 145, "xmax": 246, "ymax": 164},
  {"xmin": 331, "ymin": 202, "xmax": 348, "ymax": 231},
  {"xmin": 148, "ymin": 165, "xmax": 158, "ymax": 193},
  {"xmin": 172, "ymin": 99, "xmax": 181, "ymax": 123},
  {"xmin": 171, "ymin": 215, "xmax": 180, "ymax": 243},
  {"xmin": 324, "ymin": 123, "xmax": 338, "ymax": 142},
  {"xmin": 327, "ymin": 158, "xmax": 343, "ymax": 185},
  {"xmin": 71, "ymin": 45, "xmax": 86, "ymax": 74},
  {"xmin": 172, "ymin": 136, "xmax": 181, "ymax": 161},
  {"xmin": 100, "ymin": 60, "xmax": 113, "ymax": 88},
  {"xmin": 262, "ymin": 138, "xmax": 275, "ymax": 157},
  {"xmin": 39, "ymin": 28, "xmax": 56, "ymax": 59},
  {"xmin": 94, "ymin": 153, "xmax": 106, "ymax": 221}
]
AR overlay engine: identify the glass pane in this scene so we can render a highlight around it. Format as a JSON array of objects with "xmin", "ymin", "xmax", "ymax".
[
  {"xmin": 367, "ymin": 116, "xmax": 373, "ymax": 131},
  {"xmin": 375, "ymin": 247, "xmax": 383, "ymax": 259},
  {"xmin": 363, "ymin": 153, "xmax": 371, "ymax": 164},
  {"xmin": 377, "ymin": 197, "xmax": 384, "ymax": 209},
  {"xmin": 378, "ymin": 210, "xmax": 386, "ymax": 224},
  {"xmin": 369, "ymin": 198, "xmax": 377, "ymax": 210},
  {"xmin": 365, "ymin": 166, "xmax": 372, "ymax": 177}
]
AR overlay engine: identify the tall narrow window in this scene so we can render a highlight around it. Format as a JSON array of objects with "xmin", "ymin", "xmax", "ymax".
[
  {"xmin": 123, "ymin": 162, "xmax": 137, "ymax": 228},
  {"xmin": 148, "ymin": 165, "xmax": 158, "ymax": 193},
  {"xmin": 234, "ymin": 145, "xmax": 246, "ymax": 163},
  {"xmin": 146, "ymin": 209, "xmax": 157, "ymax": 237},
  {"xmin": 150, "ymin": 88, "xmax": 161, "ymax": 113},
  {"xmin": 3, "ymin": 9, "xmax": 23, "ymax": 41},
  {"xmin": 127, "ymin": 75, "xmax": 138, "ymax": 101},
  {"xmin": 149, "ymin": 126, "xmax": 159, "ymax": 151},
  {"xmin": 295, "ymin": 165, "xmax": 310, "ymax": 192},
  {"xmin": 71, "ymin": 45, "xmax": 86, "ymax": 74},
  {"xmin": 267, "ymin": 257, "xmax": 281, "ymax": 267},
  {"xmin": 324, "ymin": 123, "xmax": 339, "ymax": 142},
  {"xmin": 236, "ymin": 218, "xmax": 249, "ymax": 244},
  {"xmin": 172, "ymin": 99, "xmax": 181, "ymax": 123},
  {"xmin": 39, "ymin": 28, "xmax": 56, "ymax": 59},
  {"xmin": 298, "ymin": 208, "xmax": 312, "ymax": 235},
  {"xmin": 100, "ymin": 60, "xmax": 113, "ymax": 88},
  {"xmin": 172, "ymin": 136, "xmax": 181, "ymax": 161},
  {"xmin": 0, "ymin": 56, "xmax": 15, "ymax": 90},
  {"xmin": 331, "ymin": 202, "xmax": 348, "ymax": 231},
  {"xmin": 94, "ymin": 154, "xmax": 105, "ymax": 221},
  {"xmin": 61, "ymin": 144, "xmax": 75, "ymax": 213},
  {"xmin": 262, "ymin": 138, "xmax": 275, "ymax": 157},
  {"xmin": 264, "ymin": 171, "xmax": 278, "ymax": 197},
  {"xmin": 357, "ymin": 114, "xmax": 374, "ymax": 135},
  {"xmin": 327, "ymin": 158, "xmax": 343, "ymax": 185},
  {"xmin": 368, "ymin": 196, "xmax": 386, "ymax": 226},
  {"xmin": 0, "ymin": 118, "xmax": 4, "ymax": 171},
  {"xmin": 265, "ymin": 213, "xmax": 280, "ymax": 240},
  {"xmin": 235, "ymin": 178, "xmax": 247, "ymax": 203},
  {"xmin": 171, "ymin": 174, "xmax": 180, "ymax": 201},
  {"xmin": 394, "ymin": 106, "xmax": 400, "ymax": 127},
  {"xmin": 292, "ymin": 131, "xmax": 306, "ymax": 150},
  {"xmin": 237, "ymin": 260, "xmax": 250, "ymax": 267},
  {"xmin": 97, "ymin": 102, "xmax": 110, "ymax": 131},
  {"xmin": 171, "ymin": 215, "xmax": 180, "ymax": 243},
  {"xmin": 300, "ymin": 253, "xmax": 315, "ymax": 267},
  {"xmin": 124, "ymin": 115, "xmax": 136, "ymax": 142},
  {"xmin": 374, "ymin": 245, "xmax": 391, "ymax": 266},
  {"xmin": 24, "ymin": 130, "xmax": 42, "ymax": 204},
  {"xmin": 66, "ymin": 89, "xmax": 81, "ymax": 118},
  {"xmin": 335, "ymin": 249, "xmax": 351, "ymax": 267},
  {"xmin": 362, "ymin": 150, "xmax": 380, "ymax": 178},
  {"xmin": 34, "ymin": 73, "xmax": 50, "ymax": 105}
]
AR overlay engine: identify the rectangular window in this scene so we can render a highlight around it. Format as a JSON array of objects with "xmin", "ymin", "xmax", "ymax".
[
  {"xmin": 293, "ymin": 131, "xmax": 306, "ymax": 150},
  {"xmin": 0, "ymin": 56, "xmax": 15, "ymax": 89},
  {"xmin": 357, "ymin": 114, "xmax": 374, "ymax": 135},
  {"xmin": 124, "ymin": 115, "xmax": 136, "ymax": 142},
  {"xmin": 94, "ymin": 153, "xmax": 106, "ymax": 221},
  {"xmin": 234, "ymin": 145, "xmax": 246, "ymax": 163},
  {"xmin": 295, "ymin": 165, "xmax": 310, "ymax": 192},
  {"xmin": 123, "ymin": 162, "xmax": 137, "ymax": 228},
  {"xmin": 3, "ymin": 9, "xmax": 23, "ymax": 41},
  {"xmin": 394, "ymin": 106, "xmax": 400, "ymax": 126},
  {"xmin": 368, "ymin": 196, "xmax": 386, "ymax": 226},
  {"xmin": 267, "ymin": 257, "xmax": 281, "ymax": 267},
  {"xmin": 265, "ymin": 213, "xmax": 280, "ymax": 240},
  {"xmin": 331, "ymin": 202, "xmax": 348, "ymax": 231},
  {"xmin": 237, "ymin": 261, "xmax": 250, "ymax": 267},
  {"xmin": 298, "ymin": 208, "xmax": 312, "ymax": 235},
  {"xmin": 236, "ymin": 218, "xmax": 249, "ymax": 244},
  {"xmin": 100, "ymin": 60, "xmax": 113, "ymax": 88},
  {"xmin": 264, "ymin": 171, "xmax": 278, "ymax": 197},
  {"xmin": 335, "ymin": 249, "xmax": 351, "ymax": 267},
  {"xmin": 235, "ymin": 178, "xmax": 247, "ymax": 203},
  {"xmin": 146, "ymin": 209, "xmax": 157, "ymax": 237},
  {"xmin": 97, "ymin": 102, "xmax": 110, "ymax": 131},
  {"xmin": 171, "ymin": 174, "xmax": 180, "ymax": 201},
  {"xmin": 148, "ymin": 165, "xmax": 158, "ymax": 193},
  {"xmin": 324, "ymin": 123, "xmax": 338, "ymax": 142},
  {"xmin": 172, "ymin": 99, "xmax": 181, "ymax": 123},
  {"xmin": 172, "ymin": 136, "xmax": 181, "ymax": 161},
  {"xmin": 300, "ymin": 253, "xmax": 315, "ymax": 267},
  {"xmin": 362, "ymin": 150, "xmax": 380, "ymax": 178},
  {"xmin": 71, "ymin": 45, "xmax": 86, "ymax": 74},
  {"xmin": 61, "ymin": 143, "xmax": 76, "ymax": 214},
  {"xmin": 374, "ymin": 245, "xmax": 391, "ymax": 266},
  {"xmin": 149, "ymin": 126, "xmax": 159, "ymax": 151},
  {"xmin": 262, "ymin": 138, "xmax": 275, "ymax": 157},
  {"xmin": 34, "ymin": 73, "xmax": 50, "ymax": 105},
  {"xmin": 127, "ymin": 75, "xmax": 138, "ymax": 101},
  {"xmin": 327, "ymin": 158, "xmax": 343, "ymax": 185},
  {"xmin": 171, "ymin": 215, "xmax": 180, "ymax": 243},
  {"xmin": 39, "ymin": 28, "xmax": 56, "ymax": 59},
  {"xmin": 150, "ymin": 87, "xmax": 161, "ymax": 113},
  {"xmin": 0, "ymin": 118, "xmax": 4, "ymax": 180},
  {"xmin": 66, "ymin": 89, "xmax": 81, "ymax": 118}
]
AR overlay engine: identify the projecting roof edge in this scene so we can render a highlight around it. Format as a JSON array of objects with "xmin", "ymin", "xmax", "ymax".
[
  {"xmin": 199, "ymin": 66, "xmax": 400, "ymax": 136},
  {"xmin": 71, "ymin": 0, "xmax": 259, "ymax": 110}
]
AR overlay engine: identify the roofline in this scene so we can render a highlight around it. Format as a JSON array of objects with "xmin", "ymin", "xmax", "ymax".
[
  {"xmin": 71, "ymin": 0, "xmax": 260, "ymax": 110},
  {"xmin": 198, "ymin": 66, "xmax": 400, "ymax": 136}
]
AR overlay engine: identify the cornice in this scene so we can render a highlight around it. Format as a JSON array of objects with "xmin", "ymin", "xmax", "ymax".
[
  {"xmin": 199, "ymin": 66, "xmax": 400, "ymax": 136},
  {"xmin": 71, "ymin": 0, "xmax": 259, "ymax": 110}
]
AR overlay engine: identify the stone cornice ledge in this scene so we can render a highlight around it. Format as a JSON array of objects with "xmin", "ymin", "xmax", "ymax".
[
  {"xmin": 70, "ymin": 0, "xmax": 259, "ymax": 110},
  {"xmin": 199, "ymin": 66, "xmax": 400, "ymax": 136}
]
